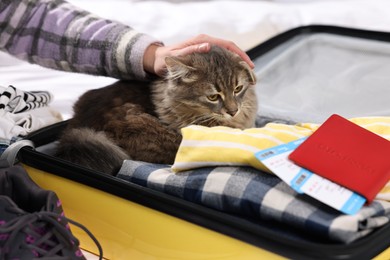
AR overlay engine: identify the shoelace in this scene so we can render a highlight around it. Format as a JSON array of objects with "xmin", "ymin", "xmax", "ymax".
[{"xmin": 0, "ymin": 210, "xmax": 103, "ymax": 259}]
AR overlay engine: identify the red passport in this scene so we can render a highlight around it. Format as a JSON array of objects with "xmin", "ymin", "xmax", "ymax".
[{"xmin": 289, "ymin": 114, "xmax": 390, "ymax": 203}]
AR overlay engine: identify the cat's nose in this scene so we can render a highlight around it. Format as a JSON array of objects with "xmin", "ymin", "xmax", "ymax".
[{"xmin": 227, "ymin": 109, "xmax": 238, "ymax": 117}]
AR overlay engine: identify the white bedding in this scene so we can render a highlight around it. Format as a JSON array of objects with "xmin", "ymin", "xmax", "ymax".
[{"xmin": 1, "ymin": 0, "xmax": 390, "ymax": 120}]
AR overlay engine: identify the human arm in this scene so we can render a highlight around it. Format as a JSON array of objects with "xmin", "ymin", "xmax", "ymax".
[
  {"xmin": 0, "ymin": 0, "xmax": 254, "ymax": 80},
  {"xmin": 0, "ymin": 0, "xmax": 161, "ymax": 80}
]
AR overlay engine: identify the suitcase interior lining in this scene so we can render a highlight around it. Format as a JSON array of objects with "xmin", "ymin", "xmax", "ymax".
[{"xmin": 254, "ymin": 29, "xmax": 390, "ymax": 124}]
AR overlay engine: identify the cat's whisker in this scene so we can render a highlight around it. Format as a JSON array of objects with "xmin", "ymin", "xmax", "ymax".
[
  {"xmin": 191, "ymin": 115, "xmax": 214, "ymax": 126},
  {"xmin": 204, "ymin": 115, "xmax": 224, "ymax": 127},
  {"xmin": 240, "ymin": 105, "xmax": 255, "ymax": 110},
  {"xmin": 240, "ymin": 102, "xmax": 255, "ymax": 108},
  {"xmin": 180, "ymin": 115, "xmax": 204, "ymax": 126}
]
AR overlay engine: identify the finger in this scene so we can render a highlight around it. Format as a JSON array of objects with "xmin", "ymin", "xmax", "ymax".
[
  {"xmin": 215, "ymin": 41, "xmax": 255, "ymax": 69},
  {"xmin": 191, "ymin": 35, "xmax": 255, "ymax": 68},
  {"xmin": 234, "ymin": 50, "xmax": 255, "ymax": 69},
  {"xmin": 173, "ymin": 35, "xmax": 255, "ymax": 68},
  {"xmin": 171, "ymin": 34, "xmax": 211, "ymax": 48},
  {"xmin": 173, "ymin": 42, "xmax": 211, "ymax": 56}
]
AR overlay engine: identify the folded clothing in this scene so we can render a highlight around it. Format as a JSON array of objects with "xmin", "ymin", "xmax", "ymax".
[
  {"xmin": 172, "ymin": 117, "xmax": 390, "ymax": 200},
  {"xmin": 0, "ymin": 107, "xmax": 62, "ymax": 140},
  {"xmin": 172, "ymin": 123, "xmax": 313, "ymax": 173},
  {"xmin": 118, "ymin": 160, "xmax": 390, "ymax": 244}
]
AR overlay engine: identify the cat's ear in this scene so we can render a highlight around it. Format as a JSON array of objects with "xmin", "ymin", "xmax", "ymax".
[
  {"xmin": 239, "ymin": 61, "xmax": 256, "ymax": 85},
  {"xmin": 165, "ymin": 56, "xmax": 197, "ymax": 81}
]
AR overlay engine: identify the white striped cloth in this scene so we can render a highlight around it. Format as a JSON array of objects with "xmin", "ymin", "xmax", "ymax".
[{"xmin": 0, "ymin": 85, "xmax": 52, "ymax": 113}]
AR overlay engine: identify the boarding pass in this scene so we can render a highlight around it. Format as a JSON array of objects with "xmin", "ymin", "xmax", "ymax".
[{"xmin": 255, "ymin": 138, "xmax": 366, "ymax": 215}]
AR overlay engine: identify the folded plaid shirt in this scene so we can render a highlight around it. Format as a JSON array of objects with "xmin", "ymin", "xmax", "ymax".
[{"xmin": 118, "ymin": 160, "xmax": 390, "ymax": 244}]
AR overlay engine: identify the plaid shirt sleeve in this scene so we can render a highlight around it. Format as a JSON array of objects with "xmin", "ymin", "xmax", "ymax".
[{"xmin": 0, "ymin": 0, "xmax": 162, "ymax": 80}]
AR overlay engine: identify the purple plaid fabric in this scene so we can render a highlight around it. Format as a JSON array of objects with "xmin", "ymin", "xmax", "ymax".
[{"xmin": 0, "ymin": 0, "xmax": 161, "ymax": 80}]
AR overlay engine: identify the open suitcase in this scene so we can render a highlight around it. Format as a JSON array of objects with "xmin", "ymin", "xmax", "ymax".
[{"xmin": 15, "ymin": 25, "xmax": 390, "ymax": 259}]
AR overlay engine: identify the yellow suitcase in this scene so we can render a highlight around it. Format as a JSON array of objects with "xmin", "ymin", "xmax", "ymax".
[{"xmin": 17, "ymin": 25, "xmax": 390, "ymax": 259}]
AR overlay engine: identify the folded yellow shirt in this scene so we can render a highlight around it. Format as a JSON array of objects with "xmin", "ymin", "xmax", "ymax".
[{"xmin": 172, "ymin": 117, "xmax": 390, "ymax": 201}]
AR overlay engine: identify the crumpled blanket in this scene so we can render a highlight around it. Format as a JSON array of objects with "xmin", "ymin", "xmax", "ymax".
[
  {"xmin": 117, "ymin": 160, "xmax": 390, "ymax": 244},
  {"xmin": 0, "ymin": 85, "xmax": 62, "ymax": 153}
]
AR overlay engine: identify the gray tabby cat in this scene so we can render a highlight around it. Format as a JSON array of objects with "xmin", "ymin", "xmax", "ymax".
[{"xmin": 56, "ymin": 46, "xmax": 257, "ymax": 175}]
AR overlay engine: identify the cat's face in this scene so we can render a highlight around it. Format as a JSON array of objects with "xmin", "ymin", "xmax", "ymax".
[{"xmin": 154, "ymin": 46, "xmax": 258, "ymax": 129}]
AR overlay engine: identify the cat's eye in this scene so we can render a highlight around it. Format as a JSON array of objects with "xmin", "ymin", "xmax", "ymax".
[
  {"xmin": 207, "ymin": 94, "xmax": 219, "ymax": 102},
  {"xmin": 234, "ymin": 85, "xmax": 244, "ymax": 94}
]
